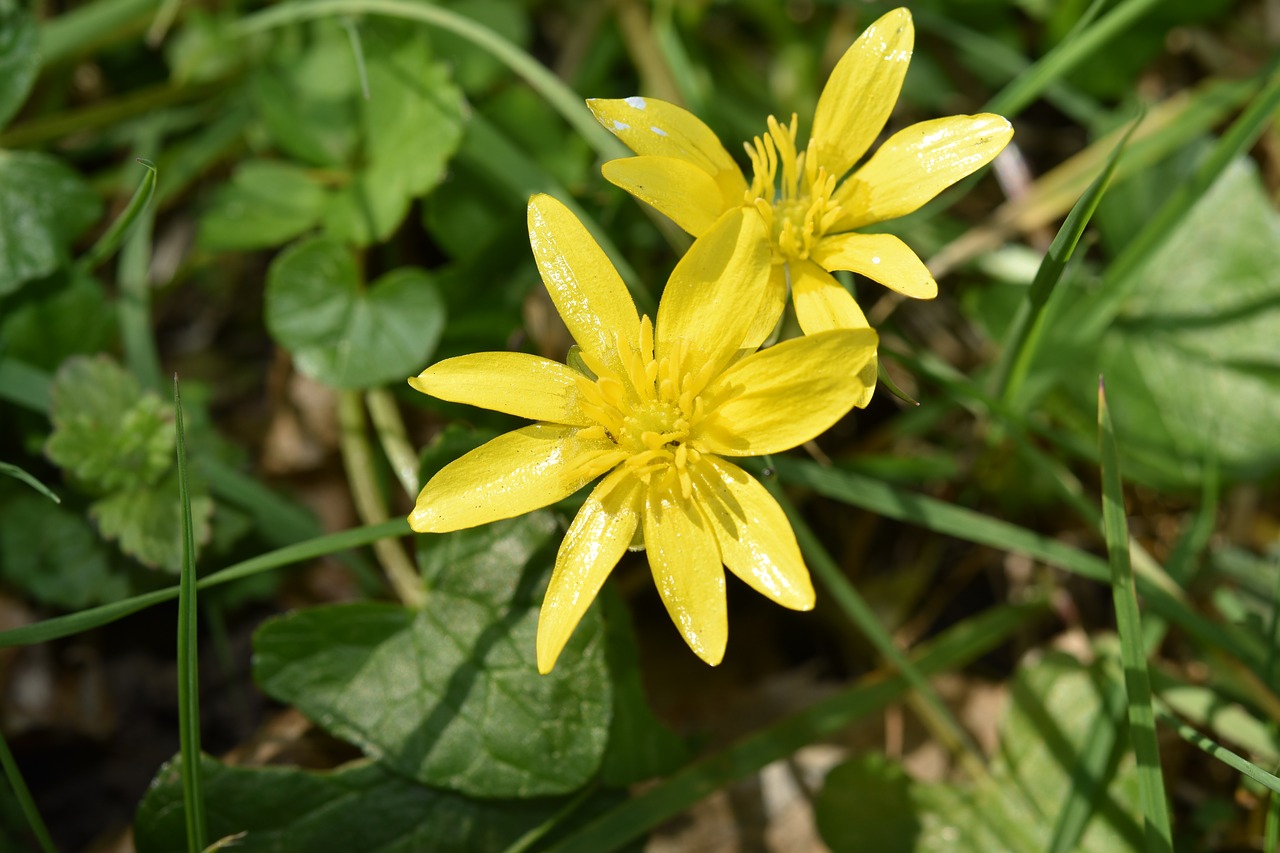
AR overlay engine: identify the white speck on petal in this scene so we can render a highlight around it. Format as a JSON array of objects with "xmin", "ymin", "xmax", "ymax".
[
  {"xmin": 613, "ymin": 120, "xmax": 631, "ymax": 131},
  {"xmin": 650, "ymin": 126, "xmax": 668, "ymax": 137},
  {"xmin": 625, "ymin": 96, "xmax": 647, "ymax": 110},
  {"xmin": 871, "ymin": 256, "xmax": 881, "ymax": 265}
]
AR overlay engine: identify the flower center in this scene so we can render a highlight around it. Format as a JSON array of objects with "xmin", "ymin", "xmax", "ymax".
[
  {"xmin": 744, "ymin": 114, "xmax": 843, "ymax": 263},
  {"xmin": 572, "ymin": 316, "xmax": 716, "ymax": 499}
]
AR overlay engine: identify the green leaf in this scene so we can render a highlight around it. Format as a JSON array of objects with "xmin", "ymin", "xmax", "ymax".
[
  {"xmin": 0, "ymin": 0, "xmax": 39, "ymax": 130},
  {"xmin": 91, "ymin": 466, "xmax": 215, "ymax": 573},
  {"xmin": 1089, "ymin": 158, "xmax": 1280, "ymax": 486},
  {"xmin": 254, "ymin": 511, "xmax": 612, "ymax": 797},
  {"xmin": 0, "ymin": 268, "xmax": 116, "ymax": 371},
  {"xmin": 0, "ymin": 489, "xmax": 128, "ymax": 610},
  {"xmin": 814, "ymin": 754, "xmax": 920, "ymax": 853},
  {"xmin": 0, "ymin": 462, "xmax": 58, "ymax": 503},
  {"xmin": 250, "ymin": 22, "xmax": 361, "ymax": 168},
  {"xmin": 597, "ymin": 585, "xmax": 688, "ymax": 787},
  {"xmin": 265, "ymin": 237, "xmax": 445, "ymax": 389},
  {"xmin": 199, "ymin": 159, "xmax": 327, "ymax": 251},
  {"xmin": 815, "ymin": 654, "xmax": 1145, "ymax": 852},
  {"xmin": 0, "ymin": 151, "xmax": 102, "ymax": 295},
  {"xmin": 45, "ymin": 355, "xmax": 175, "ymax": 492},
  {"xmin": 322, "ymin": 22, "xmax": 465, "ymax": 245},
  {"xmin": 134, "ymin": 755, "xmax": 579, "ymax": 853}
]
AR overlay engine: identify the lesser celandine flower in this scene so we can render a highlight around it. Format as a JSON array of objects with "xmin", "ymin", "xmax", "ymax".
[
  {"xmin": 589, "ymin": 7, "xmax": 1012, "ymax": 405},
  {"xmin": 409, "ymin": 194, "xmax": 877, "ymax": 672}
]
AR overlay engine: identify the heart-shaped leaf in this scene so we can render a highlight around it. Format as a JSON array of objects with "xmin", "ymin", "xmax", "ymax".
[{"xmin": 265, "ymin": 236, "xmax": 445, "ymax": 388}]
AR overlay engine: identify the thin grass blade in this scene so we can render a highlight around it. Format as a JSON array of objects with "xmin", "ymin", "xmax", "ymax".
[
  {"xmin": 76, "ymin": 158, "xmax": 156, "ymax": 271},
  {"xmin": 772, "ymin": 455, "xmax": 1264, "ymax": 673},
  {"xmin": 174, "ymin": 377, "xmax": 206, "ymax": 852},
  {"xmin": 545, "ymin": 602, "xmax": 1043, "ymax": 853},
  {"xmin": 764, "ymin": 479, "xmax": 988, "ymax": 771},
  {"xmin": 985, "ymin": 0, "xmax": 1162, "ymax": 118},
  {"xmin": 0, "ymin": 462, "xmax": 60, "ymax": 503},
  {"xmin": 1081, "ymin": 55, "xmax": 1280, "ymax": 338},
  {"xmin": 1156, "ymin": 708, "xmax": 1280, "ymax": 796},
  {"xmin": 994, "ymin": 114, "xmax": 1140, "ymax": 404},
  {"xmin": 0, "ymin": 519, "xmax": 409, "ymax": 648},
  {"xmin": 0, "ymin": 729, "xmax": 57, "ymax": 853},
  {"xmin": 1099, "ymin": 379, "xmax": 1173, "ymax": 852}
]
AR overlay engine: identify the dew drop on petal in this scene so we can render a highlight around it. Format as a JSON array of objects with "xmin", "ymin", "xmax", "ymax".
[
  {"xmin": 871, "ymin": 256, "xmax": 881, "ymax": 264},
  {"xmin": 651, "ymin": 126, "xmax": 668, "ymax": 137},
  {"xmin": 625, "ymin": 96, "xmax": 647, "ymax": 110},
  {"xmin": 614, "ymin": 120, "xmax": 631, "ymax": 131}
]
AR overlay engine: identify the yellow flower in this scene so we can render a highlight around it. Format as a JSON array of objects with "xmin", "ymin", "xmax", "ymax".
[
  {"xmin": 408, "ymin": 194, "xmax": 877, "ymax": 673},
  {"xmin": 589, "ymin": 7, "xmax": 1012, "ymax": 405}
]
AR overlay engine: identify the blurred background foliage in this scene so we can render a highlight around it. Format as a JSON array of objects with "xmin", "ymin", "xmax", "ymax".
[{"xmin": 1, "ymin": 0, "xmax": 1279, "ymax": 850}]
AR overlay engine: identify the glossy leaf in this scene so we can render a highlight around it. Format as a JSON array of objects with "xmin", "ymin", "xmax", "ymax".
[
  {"xmin": 254, "ymin": 511, "xmax": 612, "ymax": 797},
  {"xmin": 134, "ymin": 755, "xmax": 577, "ymax": 853},
  {"xmin": 265, "ymin": 237, "xmax": 446, "ymax": 389},
  {"xmin": 0, "ymin": 0, "xmax": 39, "ymax": 129},
  {"xmin": 199, "ymin": 159, "xmax": 327, "ymax": 250},
  {"xmin": 0, "ymin": 151, "xmax": 102, "ymax": 295}
]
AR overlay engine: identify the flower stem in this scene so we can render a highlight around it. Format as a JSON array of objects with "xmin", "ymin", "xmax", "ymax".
[
  {"xmin": 365, "ymin": 387, "xmax": 419, "ymax": 497},
  {"xmin": 338, "ymin": 390, "xmax": 425, "ymax": 608}
]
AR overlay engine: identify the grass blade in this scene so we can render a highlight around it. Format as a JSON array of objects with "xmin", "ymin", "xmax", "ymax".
[
  {"xmin": 545, "ymin": 602, "xmax": 1043, "ymax": 853},
  {"xmin": 0, "ymin": 462, "xmax": 60, "ymax": 503},
  {"xmin": 76, "ymin": 157, "xmax": 156, "ymax": 272},
  {"xmin": 1080, "ymin": 55, "xmax": 1280, "ymax": 338},
  {"xmin": 772, "ymin": 455, "xmax": 1265, "ymax": 673},
  {"xmin": 993, "ymin": 114, "xmax": 1140, "ymax": 404},
  {"xmin": 174, "ymin": 377, "xmax": 206, "ymax": 852},
  {"xmin": 1156, "ymin": 708, "xmax": 1280, "ymax": 796},
  {"xmin": 0, "ymin": 518, "xmax": 410, "ymax": 648},
  {"xmin": 985, "ymin": 0, "xmax": 1162, "ymax": 118},
  {"xmin": 1099, "ymin": 379, "xmax": 1173, "ymax": 852},
  {"xmin": 764, "ymin": 479, "xmax": 988, "ymax": 773},
  {"xmin": 0, "ymin": 729, "xmax": 57, "ymax": 853}
]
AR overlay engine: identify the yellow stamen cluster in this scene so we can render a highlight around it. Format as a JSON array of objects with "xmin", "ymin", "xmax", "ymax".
[
  {"xmin": 570, "ymin": 317, "xmax": 717, "ymax": 500},
  {"xmin": 744, "ymin": 114, "xmax": 844, "ymax": 263}
]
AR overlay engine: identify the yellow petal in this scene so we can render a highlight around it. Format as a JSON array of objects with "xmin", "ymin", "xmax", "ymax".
[
  {"xmin": 643, "ymin": 480, "xmax": 727, "ymax": 665},
  {"xmin": 527, "ymin": 194, "xmax": 640, "ymax": 378},
  {"xmin": 811, "ymin": 232, "xmax": 937, "ymax": 299},
  {"xmin": 409, "ymin": 352, "xmax": 591, "ymax": 426},
  {"xmin": 789, "ymin": 258, "xmax": 872, "ymax": 331},
  {"xmin": 588, "ymin": 97, "xmax": 748, "ymax": 202},
  {"xmin": 601, "ymin": 156, "xmax": 727, "ymax": 237},
  {"xmin": 537, "ymin": 468, "xmax": 644, "ymax": 674},
  {"xmin": 833, "ymin": 114, "xmax": 1014, "ymax": 230},
  {"xmin": 789, "ymin": 259, "xmax": 877, "ymax": 408},
  {"xmin": 656, "ymin": 207, "xmax": 770, "ymax": 376},
  {"xmin": 409, "ymin": 424, "xmax": 616, "ymax": 533},
  {"xmin": 693, "ymin": 457, "xmax": 813, "ymax": 610},
  {"xmin": 810, "ymin": 7, "xmax": 914, "ymax": 179},
  {"xmin": 741, "ymin": 263, "xmax": 789, "ymax": 350},
  {"xmin": 697, "ymin": 328, "xmax": 878, "ymax": 456}
]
